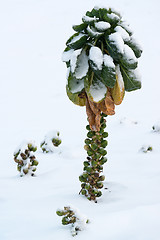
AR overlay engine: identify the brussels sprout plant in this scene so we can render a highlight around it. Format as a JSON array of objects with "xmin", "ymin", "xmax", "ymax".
[
  {"xmin": 62, "ymin": 6, "xmax": 142, "ymax": 202},
  {"xmin": 14, "ymin": 141, "xmax": 38, "ymax": 176},
  {"xmin": 56, "ymin": 206, "xmax": 89, "ymax": 236}
]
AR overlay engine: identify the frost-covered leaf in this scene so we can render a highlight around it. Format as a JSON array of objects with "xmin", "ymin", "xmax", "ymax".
[
  {"xmin": 86, "ymin": 25, "xmax": 103, "ymax": 38},
  {"xmin": 120, "ymin": 66, "xmax": 141, "ymax": 91},
  {"xmin": 89, "ymin": 46, "xmax": 103, "ymax": 71},
  {"xmin": 94, "ymin": 21, "xmax": 111, "ymax": 32},
  {"xmin": 120, "ymin": 44, "xmax": 138, "ymax": 69},
  {"xmin": 102, "ymin": 54, "xmax": 116, "ymax": 88},
  {"xmin": 105, "ymin": 32, "xmax": 124, "ymax": 61},
  {"xmin": 72, "ymin": 22, "xmax": 88, "ymax": 32},
  {"xmin": 62, "ymin": 47, "xmax": 74, "ymax": 63},
  {"xmin": 74, "ymin": 50, "xmax": 89, "ymax": 79},
  {"xmin": 70, "ymin": 49, "xmax": 82, "ymax": 73},
  {"xmin": 86, "ymin": 73, "xmax": 107, "ymax": 103},
  {"xmin": 66, "ymin": 33, "xmax": 88, "ymax": 50},
  {"xmin": 66, "ymin": 85, "xmax": 86, "ymax": 106},
  {"xmin": 68, "ymin": 71, "xmax": 85, "ymax": 94},
  {"xmin": 82, "ymin": 15, "xmax": 98, "ymax": 24},
  {"xmin": 125, "ymin": 37, "xmax": 142, "ymax": 58},
  {"xmin": 119, "ymin": 21, "xmax": 133, "ymax": 36},
  {"xmin": 114, "ymin": 26, "xmax": 130, "ymax": 41}
]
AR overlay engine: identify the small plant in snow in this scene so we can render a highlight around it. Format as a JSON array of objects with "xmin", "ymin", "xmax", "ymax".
[
  {"xmin": 140, "ymin": 145, "xmax": 153, "ymax": 153},
  {"xmin": 40, "ymin": 130, "xmax": 62, "ymax": 153},
  {"xmin": 152, "ymin": 122, "xmax": 160, "ymax": 133},
  {"xmin": 14, "ymin": 141, "xmax": 38, "ymax": 176},
  {"xmin": 56, "ymin": 206, "xmax": 89, "ymax": 237},
  {"xmin": 62, "ymin": 6, "xmax": 142, "ymax": 201}
]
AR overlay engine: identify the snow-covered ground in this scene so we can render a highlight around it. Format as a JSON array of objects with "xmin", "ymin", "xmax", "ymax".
[{"xmin": 0, "ymin": 0, "xmax": 160, "ymax": 239}]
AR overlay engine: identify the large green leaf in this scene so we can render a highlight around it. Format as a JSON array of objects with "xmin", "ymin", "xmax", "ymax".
[
  {"xmin": 68, "ymin": 71, "xmax": 84, "ymax": 93},
  {"xmin": 66, "ymin": 85, "xmax": 86, "ymax": 106},
  {"xmin": 120, "ymin": 66, "xmax": 141, "ymax": 91},
  {"xmin": 102, "ymin": 54, "xmax": 116, "ymax": 88},
  {"xmin": 105, "ymin": 33, "xmax": 123, "ymax": 62},
  {"xmin": 120, "ymin": 44, "xmax": 138, "ymax": 69},
  {"xmin": 72, "ymin": 22, "xmax": 88, "ymax": 32},
  {"xmin": 67, "ymin": 33, "xmax": 88, "ymax": 50},
  {"xmin": 85, "ymin": 71, "xmax": 107, "ymax": 103},
  {"xmin": 125, "ymin": 37, "xmax": 142, "ymax": 58}
]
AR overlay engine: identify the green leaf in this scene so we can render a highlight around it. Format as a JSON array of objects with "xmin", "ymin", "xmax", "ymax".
[
  {"xmin": 105, "ymin": 34, "xmax": 123, "ymax": 62},
  {"xmin": 120, "ymin": 44, "xmax": 138, "ymax": 69},
  {"xmin": 102, "ymin": 54, "xmax": 116, "ymax": 88},
  {"xmin": 85, "ymin": 72, "xmax": 107, "ymax": 103},
  {"xmin": 67, "ymin": 71, "xmax": 84, "ymax": 94},
  {"xmin": 72, "ymin": 22, "xmax": 88, "ymax": 32},
  {"xmin": 66, "ymin": 85, "xmax": 86, "ymax": 106},
  {"xmin": 120, "ymin": 66, "xmax": 141, "ymax": 91},
  {"xmin": 67, "ymin": 33, "xmax": 88, "ymax": 50},
  {"xmin": 125, "ymin": 37, "xmax": 142, "ymax": 58}
]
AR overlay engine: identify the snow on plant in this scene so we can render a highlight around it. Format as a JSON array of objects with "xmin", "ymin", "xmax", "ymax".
[
  {"xmin": 40, "ymin": 130, "xmax": 62, "ymax": 153},
  {"xmin": 14, "ymin": 141, "xmax": 38, "ymax": 177},
  {"xmin": 152, "ymin": 122, "xmax": 160, "ymax": 133},
  {"xmin": 56, "ymin": 206, "xmax": 89, "ymax": 237},
  {"xmin": 62, "ymin": 6, "xmax": 142, "ymax": 202},
  {"xmin": 140, "ymin": 145, "xmax": 153, "ymax": 153}
]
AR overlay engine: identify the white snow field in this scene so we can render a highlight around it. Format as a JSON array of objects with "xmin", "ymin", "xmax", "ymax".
[{"xmin": 0, "ymin": 0, "xmax": 160, "ymax": 239}]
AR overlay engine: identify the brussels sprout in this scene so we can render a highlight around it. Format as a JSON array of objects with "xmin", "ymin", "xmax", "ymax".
[{"xmin": 102, "ymin": 132, "xmax": 108, "ymax": 138}]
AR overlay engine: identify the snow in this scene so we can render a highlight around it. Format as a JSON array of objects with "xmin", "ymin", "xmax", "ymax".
[
  {"xmin": 95, "ymin": 21, "xmax": 111, "ymax": 31},
  {"xmin": 62, "ymin": 49, "xmax": 74, "ymax": 62},
  {"xmin": 103, "ymin": 54, "xmax": 115, "ymax": 68},
  {"xmin": 75, "ymin": 50, "xmax": 89, "ymax": 79},
  {"xmin": 123, "ymin": 44, "xmax": 137, "ymax": 64},
  {"xmin": 115, "ymin": 64, "xmax": 124, "ymax": 91},
  {"xmin": 0, "ymin": 0, "xmax": 160, "ymax": 240},
  {"xmin": 82, "ymin": 15, "xmax": 98, "ymax": 22},
  {"xmin": 87, "ymin": 25, "xmax": 102, "ymax": 37},
  {"xmin": 89, "ymin": 81, "xmax": 107, "ymax": 102},
  {"xmin": 114, "ymin": 25, "xmax": 130, "ymax": 41},
  {"xmin": 89, "ymin": 46, "xmax": 103, "ymax": 70},
  {"xmin": 109, "ymin": 32, "xmax": 124, "ymax": 54},
  {"xmin": 70, "ymin": 49, "xmax": 81, "ymax": 73},
  {"xmin": 107, "ymin": 12, "xmax": 120, "ymax": 20}
]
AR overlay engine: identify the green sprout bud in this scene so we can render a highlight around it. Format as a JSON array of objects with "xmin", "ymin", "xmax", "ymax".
[
  {"xmin": 62, "ymin": 217, "xmax": 69, "ymax": 225},
  {"xmin": 56, "ymin": 210, "xmax": 64, "ymax": 216},
  {"xmin": 17, "ymin": 165, "xmax": 21, "ymax": 172},
  {"xmin": 101, "ymin": 123, "xmax": 106, "ymax": 129},
  {"xmin": 99, "ymin": 175, "xmax": 105, "ymax": 181},
  {"xmin": 52, "ymin": 138, "xmax": 62, "ymax": 147},
  {"xmin": 96, "ymin": 182, "xmax": 103, "ymax": 189},
  {"xmin": 91, "ymin": 143, "xmax": 98, "ymax": 150},
  {"xmin": 81, "ymin": 189, "xmax": 87, "ymax": 195},
  {"xmin": 23, "ymin": 168, "xmax": 29, "ymax": 175},
  {"xmin": 91, "ymin": 160, "xmax": 97, "ymax": 167},
  {"xmin": 79, "ymin": 175, "xmax": 86, "ymax": 182},
  {"xmin": 83, "ymin": 161, "xmax": 90, "ymax": 167},
  {"xmin": 87, "ymin": 150, "xmax": 94, "ymax": 156},
  {"xmin": 98, "ymin": 148, "xmax": 107, "ymax": 156},
  {"xmin": 100, "ymin": 157, "xmax": 107, "ymax": 165},
  {"xmin": 32, "ymin": 160, "xmax": 39, "ymax": 166},
  {"xmin": 85, "ymin": 138, "xmax": 91, "ymax": 145},
  {"xmin": 102, "ymin": 132, "xmax": 108, "ymax": 138},
  {"xmin": 87, "ymin": 131, "xmax": 95, "ymax": 138},
  {"xmin": 82, "ymin": 173, "xmax": 88, "ymax": 179},
  {"xmin": 81, "ymin": 183, "xmax": 86, "ymax": 188},
  {"xmin": 85, "ymin": 184, "xmax": 90, "ymax": 190},
  {"xmin": 101, "ymin": 140, "xmax": 108, "ymax": 148},
  {"xmin": 96, "ymin": 191, "xmax": 102, "ymax": 197},
  {"xmin": 86, "ymin": 125, "xmax": 91, "ymax": 131}
]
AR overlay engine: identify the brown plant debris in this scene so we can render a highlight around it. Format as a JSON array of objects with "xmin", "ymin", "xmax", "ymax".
[{"xmin": 86, "ymin": 89, "xmax": 115, "ymax": 131}]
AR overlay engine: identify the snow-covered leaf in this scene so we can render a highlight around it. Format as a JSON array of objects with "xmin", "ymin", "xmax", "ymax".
[
  {"xmin": 94, "ymin": 21, "xmax": 111, "ymax": 32},
  {"xmin": 68, "ymin": 71, "xmax": 84, "ymax": 93},
  {"xmin": 120, "ymin": 44, "xmax": 138, "ymax": 69},
  {"xmin": 66, "ymin": 33, "xmax": 88, "ymax": 50},
  {"xmin": 74, "ymin": 50, "xmax": 89, "ymax": 79},
  {"xmin": 72, "ymin": 22, "xmax": 88, "ymax": 32},
  {"xmin": 105, "ymin": 32, "xmax": 124, "ymax": 61},
  {"xmin": 120, "ymin": 66, "xmax": 141, "ymax": 91},
  {"xmin": 86, "ymin": 73, "xmax": 107, "ymax": 103},
  {"xmin": 114, "ymin": 26, "xmax": 130, "ymax": 41},
  {"xmin": 125, "ymin": 37, "xmax": 143, "ymax": 58},
  {"xmin": 102, "ymin": 54, "xmax": 116, "ymax": 88},
  {"xmin": 89, "ymin": 46, "xmax": 103, "ymax": 71},
  {"xmin": 66, "ymin": 85, "xmax": 86, "ymax": 106}
]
